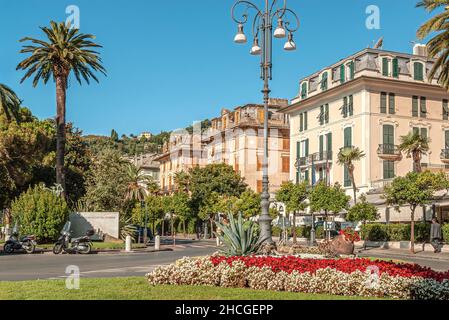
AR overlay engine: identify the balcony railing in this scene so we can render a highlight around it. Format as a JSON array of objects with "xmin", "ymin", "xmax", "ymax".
[
  {"xmin": 441, "ymin": 149, "xmax": 449, "ymax": 164},
  {"xmin": 377, "ymin": 144, "xmax": 402, "ymax": 161},
  {"xmin": 311, "ymin": 151, "xmax": 333, "ymax": 163}
]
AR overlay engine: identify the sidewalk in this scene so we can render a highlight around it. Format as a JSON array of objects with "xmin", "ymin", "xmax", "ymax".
[{"xmin": 357, "ymin": 247, "xmax": 449, "ymax": 262}]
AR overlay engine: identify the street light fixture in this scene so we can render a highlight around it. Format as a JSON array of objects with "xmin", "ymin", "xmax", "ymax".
[{"xmin": 232, "ymin": 0, "xmax": 299, "ymax": 246}]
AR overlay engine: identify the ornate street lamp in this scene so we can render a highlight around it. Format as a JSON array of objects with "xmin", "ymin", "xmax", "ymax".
[{"xmin": 231, "ymin": 0, "xmax": 299, "ymax": 246}]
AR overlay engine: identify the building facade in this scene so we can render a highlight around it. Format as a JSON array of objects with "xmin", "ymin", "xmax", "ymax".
[
  {"xmin": 282, "ymin": 46, "xmax": 449, "ymax": 223},
  {"xmin": 155, "ymin": 99, "xmax": 291, "ymax": 196}
]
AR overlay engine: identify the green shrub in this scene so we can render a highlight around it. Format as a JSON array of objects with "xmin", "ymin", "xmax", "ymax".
[
  {"xmin": 11, "ymin": 185, "xmax": 69, "ymax": 243},
  {"xmin": 404, "ymin": 222, "xmax": 430, "ymax": 243},
  {"xmin": 443, "ymin": 224, "xmax": 449, "ymax": 244},
  {"xmin": 360, "ymin": 224, "xmax": 389, "ymax": 241},
  {"xmin": 361, "ymin": 222, "xmax": 431, "ymax": 243},
  {"xmin": 315, "ymin": 226, "xmax": 324, "ymax": 239},
  {"xmin": 388, "ymin": 224, "xmax": 408, "ymax": 242}
]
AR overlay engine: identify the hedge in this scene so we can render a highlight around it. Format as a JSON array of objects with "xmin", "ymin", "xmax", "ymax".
[
  {"xmin": 272, "ymin": 226, "xmax": 326, "ymax": 239},
  {"xmin": 360, "ymin": 223, "xmax": 431, "ymax": 243},
  {"xmin": 443, "ymin": 224, "xmax": 449, "ymax": 244}
]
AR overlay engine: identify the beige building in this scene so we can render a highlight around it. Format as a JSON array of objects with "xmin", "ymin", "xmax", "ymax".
[
  {"xmin": 155, "ymin": 99, "xmax": 291, "ymax": 195},
  {"xmin": 281, "ymin": 45, "xmax": 449, "ymax": 223}
]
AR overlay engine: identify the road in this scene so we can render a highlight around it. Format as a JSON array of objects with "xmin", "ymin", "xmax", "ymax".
[{"xmin": 0, "ymin": 240, "xmax": 218, "ymax": 281}]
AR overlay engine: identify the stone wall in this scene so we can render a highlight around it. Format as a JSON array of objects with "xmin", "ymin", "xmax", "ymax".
[{"xmin": 69, "ymin": 212, "xmax": 120, "ymax": 241}]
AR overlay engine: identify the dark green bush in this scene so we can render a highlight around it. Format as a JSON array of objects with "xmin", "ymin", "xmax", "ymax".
[
  {"xmin": 361, "ymin": 222, "xmax": 432, "ymax": 243},
  {"xmin": 360, "ymin": 224, "xmax": 389, "ymax": 241},
  {"xmin": 11, "ymin": 185, "xmax": 69, "ymax": 243},
  {"xmin": 403, "ymin": 222, "xmax": 430, "ymax": 243},
  {"xmin": 443, "ymin": 224, "xmax": 449, "ymax": 244},
  {"xmin": 387, "ymin": 224, "xmax": 408, "ymax": 241},
  {"xmin": 315, "ymin": 226, "xmax": 324, "ymax": 239}
]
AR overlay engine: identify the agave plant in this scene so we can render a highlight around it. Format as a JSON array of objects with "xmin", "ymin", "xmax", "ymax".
[
  {"xmin": 120, "ymin": 216, "xmax": 139, "ymax": 242},
  {"xmin": 215, "ymin": 213, "xmax": 266, "ymax": 256}
]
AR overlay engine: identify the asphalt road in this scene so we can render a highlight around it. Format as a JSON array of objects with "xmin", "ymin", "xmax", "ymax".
[{"xmin": 0, "ymin": 241, "xmax": 218, "ymax": 281}]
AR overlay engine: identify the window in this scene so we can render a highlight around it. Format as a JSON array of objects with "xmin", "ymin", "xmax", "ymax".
[
  {"xmin": 283, "ymin": 138, "xmax": 290, "ymax": 151},
  {"xmin": 413, "ymin": 127, "xmax": 428, "ymax": 139},
  {"xmin": 382, "ymin": 57, "xmax": 389, "ymax": 76},
  {"xmin": 301, "ymin": 82, "xmax": 308, "ymax": 99},
  {"xmin": 282, "ymin": 156, "xmax": 290, "ymax": 173},
  {"xmin": 392, "ymin": 58, "xmax": 399, "ymax": 78},
  {"xmin": 325, "ymin": 104, "xmax": 329, "ymax": 124},
  {"xmin": 343, "ymin": 95, "xmax": 354, "ymax": 117},
  {"xmin": 344, "ymin": 127, "xmax": 352, "ymax": 148},
  {"xmin": 344, "ymin": 166, "xmax": 351, "ymax": 187},
  {"xmin": 389, "ymin": 93, "xmax": 396, "ymax": 114},
  {"xmin": 445, "ymin": 131, "xmax": 449, "ymax": 149},
  {"xmin": 299, "ymin": 112, "xmax": 308, "ymax": 132},
  {"xmin": 258, "ymin": 109, "xmax": 264, "ymax": 123},
  {"xmin": 340, "ymin": 64, "xmax": 345, "ymax": 83},
  {"xmin": 380, "ymin": 92, "xmax": 387, "ymax": 114},
  {"xmin": 443, "ymin": 100, "xmax": 449, "ymax": 121},
  {"xmin": 348, "ymin": 95, "xmax": 354, "ymax": 116},
  {"xmin": 420, "ymin": 97, "xmax": 427, "ymax": 118},
  {"xmin": 348, "ymin": 61, "xmax": 355, "ymax": 80},
  {"xmin": 321, "ymin": 72, "xmax": 328, "ymax": 91},
  {"xmin": 414, "ymin": 62, "xmax": 424, "ymax": 81},
  {"xmin": 383, "ymin": 161, "xmax": 395, "ymax": 179},
  {"xmin": 412, "ymin": 96, "xmax": 419, "ymax": 117},
  {"xmin": 319, "ymin": 105, "xmax": 325, "ymax": 126},
  {"xmin": 383, "ymin": 125, "xmax": 394, "ymax": 151}
]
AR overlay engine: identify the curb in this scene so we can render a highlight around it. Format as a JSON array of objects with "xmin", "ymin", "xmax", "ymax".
[{"xmin": 358, "ymin": 249, "xmax": 449, "ymax": 262}]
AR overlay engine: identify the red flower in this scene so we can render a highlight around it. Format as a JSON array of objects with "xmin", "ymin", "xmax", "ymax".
[{"xmin": 209, "ymin": 256, "xmax": 449, "ymax": 282}]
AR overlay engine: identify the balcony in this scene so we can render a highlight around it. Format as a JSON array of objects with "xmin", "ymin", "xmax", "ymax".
[
  {"xmin": 377, "ymin": 144, "xmax": 402, "ymax": 161},
  {"xmin": 311, "ymin": 151, "xmax": 333, "ymax": 165},
  {"xmin": 295, "ymin": 156, "xmax": 309, "ymax": 169},
  {"xmin": 441, "ymin": 149, "xmax": 449, "ymax": 164}
]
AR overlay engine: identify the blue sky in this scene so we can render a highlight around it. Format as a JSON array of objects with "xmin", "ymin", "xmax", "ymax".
[{"xmin": 0, "ymin": 0, "xmax": 432, "ymax": 136}]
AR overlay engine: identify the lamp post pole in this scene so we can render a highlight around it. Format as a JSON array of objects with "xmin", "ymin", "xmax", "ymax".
[{"xmin": 232, "ymin": 0, "xmax": 299, "ymax": 245}]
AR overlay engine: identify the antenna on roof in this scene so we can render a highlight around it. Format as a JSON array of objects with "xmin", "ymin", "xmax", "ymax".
[{"xmin": 373, "ymin": 37, "xmax": 384, "ymax": 49}]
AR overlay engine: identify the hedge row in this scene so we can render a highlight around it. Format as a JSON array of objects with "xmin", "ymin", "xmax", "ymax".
[
  {"xmin": 360, "ymin": 223, "xmax": 449, "ymax": 243},
  {"xmin": 272, "ymin": 226, "xmax": 325, "ymax": 239}
]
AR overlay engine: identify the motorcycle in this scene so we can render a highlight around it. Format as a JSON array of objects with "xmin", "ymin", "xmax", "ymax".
[
  {"xmin": 3, "ymin": 224, "xmax": 36, "ymax": 254},
  {"xmin": 53, "ymin": 221, "xmax": 94, "ymax": 255}
]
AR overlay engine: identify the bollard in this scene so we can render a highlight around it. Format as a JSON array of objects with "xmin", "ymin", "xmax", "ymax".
[
  {"xmin": 125, "ymin": 235, "xmax": 132, "ymax": 252},
  {"xmin": 155, "ymin": 235, "xmax": 160, "ymax": 251},
  {"xmin": 216, "ymin": 237, "xmax": 220, "ymax": 247}
]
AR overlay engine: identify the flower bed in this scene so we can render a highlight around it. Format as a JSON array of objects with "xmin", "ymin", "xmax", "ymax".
[{"xmin": 147, "ymin": 256, "xmax": 449, "ymax": 300}]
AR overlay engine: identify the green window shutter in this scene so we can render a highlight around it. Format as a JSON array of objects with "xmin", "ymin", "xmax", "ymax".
[
  {"xmin": 414, "ymin": 62, "xmax": 424, "ymax": 81},
  {"xmin": 321, "ymin": 72, "xmax": 328, "ymax": 91},
  {"xmin": 383, "ymin": 125, "xmax": 394, "ymax": 145},
  {"xmin": 445, "ymin": 131, "xmax": 449, "ymax": 149},
  {"xmin": 420, "ymin": 97, "xmax": 427, "ymax": 118},
  {"xmin": 443, "ymin": 100, "xmax": 449, "ymax": 120},
  {"xmin": 413, "ymin": 127, "xmax": 420, "ymax": 136},
  {"xmin": 349, "ymin": 61, "xmax": 355, "ymax": 80},
  {"xmin": 343, "ymin": 97, "xmax": 348, "ymax": 118},
  {"xmin": 299, "ymin": 113, "xmax": 304, "ymax": 132},
  {"xmin": 380, "ymin": 92, "xmax": 387, "ymax": 114},
  {"xmin": 421, "ymin": 128, "xmax": 428, "ymax": 140},
  {"xmin": 301, "ymin": 83, "xmax": 308, "ymax": 99},
  {"xmin": 340, "ymin": 65, "xmax": 345, "ymax": 83},
  {"xmin": 412, "ymin": 96, "xmax": 419, "ymax": 117},
  {"xmin": 319, "ymin": 135, "xmax": 324, "ymax": 154},
  {"xmin": 304, "ymin": 112, "xmax": 309, "ymax": 131},
  {"xmin": 344, "ymin": 166, "xmax": 351, "ymax": 187},
  {"xmin": 382, "ymin": 58, "xmax": 389, "ymax": 76},
  {"xmin": 325, "ymin": 104, "xmax": 329, "ymax": 124},
  {"xmin": 319, "ymin": 105, "xmax": 324, "ymax": 125},
  {"xmin": 389, "ymin": 93, "xmax": 395, "ymax": 114},
  {"xmin": 296, "ymin": 141, "xmax": 300, "ymax": 159},
  {"xmin": 305, "ymin": 139, "xmax": 309, "ymax": 157},
  {"xmin": 392, "ymin": 58, "xmax": 399, "ymax": 78},
  {"xmin": 383, "ymin": 161, "xmax": 395, "ymax": 179},
  {"xmin": 344, "ymin": 127, "xmax": 352, "ymax": 148},
  {"xmin": 327, "ymin": 133, "xmax": 333, "ymax": 153},
  {"xmin": 349, "ymin": 95, "xmax": 354, "ymax": 116}
]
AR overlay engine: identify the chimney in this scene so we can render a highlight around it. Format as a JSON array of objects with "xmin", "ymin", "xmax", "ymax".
[{"xmin": 413, "ymin": 43, "xmax": 428, "ymax": 57}]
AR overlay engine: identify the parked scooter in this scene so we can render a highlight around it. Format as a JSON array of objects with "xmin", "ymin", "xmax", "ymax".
[
  {"xmin": 53, "ymin": 221, "xmax": 94, "ymax": 255},
  {"xmin": 3, "ymin": 224, "xmax": 36, "ymax": 254}
]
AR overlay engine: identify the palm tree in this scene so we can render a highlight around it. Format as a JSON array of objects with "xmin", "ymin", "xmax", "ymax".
[
  {"xmin": 417, "ymin": 1, "xmax": 449, "ymax": 89},
  {"xmin": 399, "ymin": 131, "xmax": 430, "ymax": 173},
  {"xmin": 125, "ymin": 164, "xmax": 150, "ymax": 203},
  {"xmin": 17, "ymin": 21, "xmax": 106, "ymax": 197},
  {"xmin": 337, "ymin": 147, "xmax": 366, "ymax": 205},
  {"xmin": 0, "ymin": 83, "xmax": 21, "ymax": 122}
]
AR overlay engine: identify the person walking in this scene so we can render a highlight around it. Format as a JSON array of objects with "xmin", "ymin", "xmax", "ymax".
[{"xmin": 430, "ymin": 218, "xmax": 443, "ymax": 253}]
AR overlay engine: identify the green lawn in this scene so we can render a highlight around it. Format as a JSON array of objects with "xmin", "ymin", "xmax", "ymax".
[{"xmin": 0, "ymin": 277, "xmax": 384, "ymax": 300}]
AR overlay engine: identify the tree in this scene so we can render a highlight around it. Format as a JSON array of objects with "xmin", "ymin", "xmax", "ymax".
[
  {"xmin": 337, "ymin": 147, "xmax": 365, "ymax": 204},
  {"xmin": 198, "ymin": 192, "xmax": 232, "ymax": 238},
  {"xmin": 174, "ymin": 171, "xmax": 190, "ymax": 193},
  {"xmin": 110, "ymin": 129, "xmax": 119, "ymax": 142},
  {"xmin": 384, "ymin": 171, "xmax": 449, "ymax": 253},
  {"xmin": 17, "ymin": 21, "xmax": 106, "ymax": 197},
  {"xmin": 125, "ymin": 164, "xmax": 149, "ymax": 203},
  {"xmin": 235, "ymin": 189, "xmax": 261, "ymax": 219},
  {"xmin": 399, "ymin": 131, "xmax": 430, "ymax": 173},
  {"xmin": 417, "ymin": 0, "xmax": 449, "ymax": 90},
  {"xmin": 83, "ymin": 149, "xmax": 129, "ymax": 212},
  {"xmin": 346, "ymin": 194, "xmax": 379, "ymax": 227},
  {"xmin": 11, "ymin": 184, "xmax": 69, "ymax": 242},
  {"xmin": 170, "ymin": 192, "xmax": 192, "ymax": 237},
  {"xmin": 309, "ymin": 182, "xmax": 350, "ymax": 240},
  {"xmin": 0, "ymin": 83, "xmax": 21, "ymax": 122},
  {"xmin": 276, "ymin": 181, "xmax": 308, "ymax": 244},
  {"xmin": 132, "ymin": 195, "xmax": 165, "ymax": 236}
]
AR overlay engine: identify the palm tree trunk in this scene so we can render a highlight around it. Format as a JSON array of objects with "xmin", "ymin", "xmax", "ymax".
[
  {"xmin": 413, "ymin": 152, "xmax": 422, "ymax": 173},
  {"xmin": 183, "ymin": 219, "xmax": 186, "ymax": 238},
  {"xmin": 55, "ymin": 75, "xmax": 67, "ymax": 198},
  {"xmin": 349, "ymin": 166, "xmax": 357, "ymax": 205},
  {"xmin": 410, "ymin": 207, "xmax": 416, "ymax": 254}
]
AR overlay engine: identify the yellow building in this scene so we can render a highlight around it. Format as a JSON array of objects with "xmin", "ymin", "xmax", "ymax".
[{"xmin": 281, "ymin": 46, "xmax": 449, "ymax": 223}]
